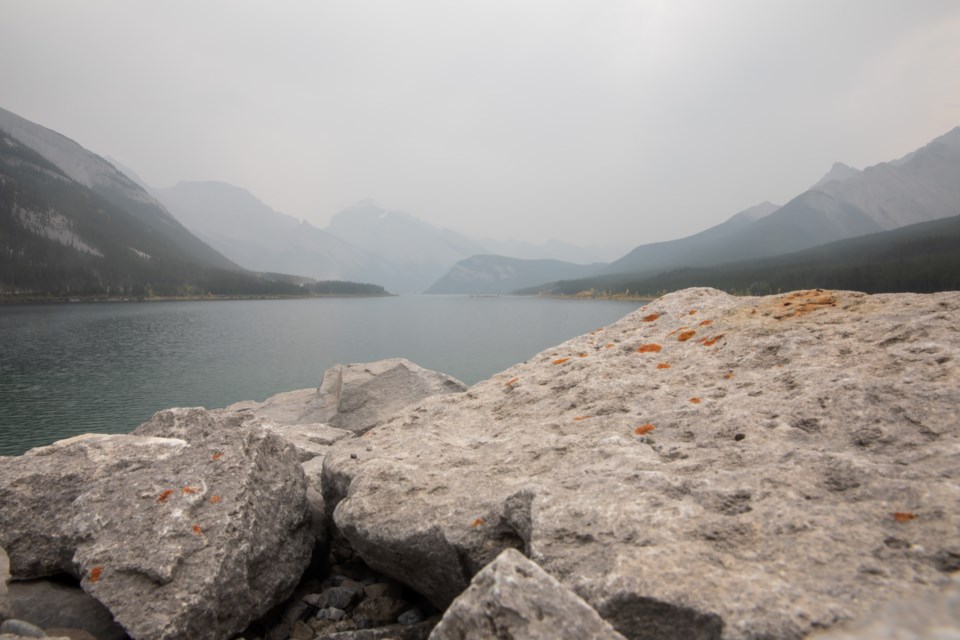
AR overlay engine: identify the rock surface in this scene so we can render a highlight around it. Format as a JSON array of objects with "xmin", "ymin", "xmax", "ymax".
[
  {"xmin": 6, "ymin": 578, "xmax": 127, "ymax": 640},
  {"xmin": 1, "ymin": 409, "xmax": 314, "ymax": 640},
  {"xmin": 429, "ymin": 548, "xmax": 625, "ymax": 640},
  {"xmin": 0, "ymin": 548, "xmax": 10, "ymax": 623},
  {"xmin": 232, "ymin": 359, "xmax": 467, "ymax": 433},
  {"xmin": 322, "ymin": 288, "xmax": 960, "ymax": 639},
  {"xmin": 808, "ymin": 575, "xmax": 960, "ymax": 639}
]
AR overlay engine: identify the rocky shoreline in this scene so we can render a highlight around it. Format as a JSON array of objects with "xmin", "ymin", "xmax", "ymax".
[{"xmin": 2, "ymin": 288, "xmax": 959, "ymax": 639}]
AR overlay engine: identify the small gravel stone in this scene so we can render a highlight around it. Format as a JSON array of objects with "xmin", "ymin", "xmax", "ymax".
[
  {"xmin": 1, "ymin": 619, "xmax": 47, "ymax": 637},
  {"xmin": 315, "ymin": 607, "xmax": 346, "ymax": 622},
  {"xmin": 397, "ymin": 607, "xmax": 425, "ymax": 625}
]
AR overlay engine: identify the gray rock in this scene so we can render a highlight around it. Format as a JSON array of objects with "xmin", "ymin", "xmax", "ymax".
[
  {"xmin": 0, "ymin": 619, "xmax": 46, "ymax": 638},
  {"xmin": 0, "ymin": 548, "xmax": 10, "ymax": 623},
  {"xmin": 313, "ymin": 618, "xmax": 438, "ymax": 639},
  {"xmin": 306, "ymin": 359, "xmax": 468, "ymax": 433},
  {"xmin": 0, "ymin": 434, "xmax": 187, "ymax": 578},
  {"xmin": 7, "ymin": 578, "xmax": 126, "ymax": 640},
  {"xmin": 316, "ymin": 607, "xmax": 346, "ymax": 622},
  {"xmin": 397, "ymin": 608, "xmax": 424, "ymax": 625},
  {"xmin": 362, "ymin": 582, "xmax": 403, "ymax": 600},
  {"xmin": 351, "ymin": 596, "xmax": 409, "ymax": 627},
  {"xmin": 1, "ymin": 408, "xmax": 314, "ymax": 640},
  {"xmin": 227, "ymin": 359, "xmax": 467, "ymax": 435},
  {"xmin": 429, "ymin": 548, "xmax": 625, "ymax": 640},
  {"xmin": 323, "ymin": 289, "xmax": 960, "ymax": 639},
  {"xmin": 807, "ymin": 575, "xmax": 960, "ymax": 639}
]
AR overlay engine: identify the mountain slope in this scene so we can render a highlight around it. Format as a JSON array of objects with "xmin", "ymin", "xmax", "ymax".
[
  {"xmin": 608, "ymin": 126, "xmax": 960, "ymax": 276},
  {"xmin": 604, "ymin": 201, "xmax": 781, "ymax": 275},
  {"xmin": 325, "ymin": 200, "xmax": 489, "ymax": 293},
  {"xmin": 0, "ymin": 107, "xmax": 236, "ymax": 271},
  {"xmin": 425, "ymin": 254, "xmax": 605, "ymax": 294},
  {"xmin": 524, "ymin": 214, "xmax": 960, "ymax": 296},
  {"xmin": 152, "ymin": 181, "xmax": 395, "ymax": 284}
]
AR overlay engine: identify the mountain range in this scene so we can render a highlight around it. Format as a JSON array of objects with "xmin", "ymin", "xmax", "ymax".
[
  {"xmin": 3, "ymin": 103, "xmax": 958, "ymax": 298},
  {"xmin": 0, "ymin": 107, "xmax": 384, "ymax": 298},
  {"xmin": 448, "ymin": 126, "xmax": 960, "ymax": 295}
]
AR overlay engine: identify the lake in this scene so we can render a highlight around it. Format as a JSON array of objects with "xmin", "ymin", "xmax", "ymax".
[{"xmin": 0, "ymin": 296, "xmax": 642, "ymax": 456}]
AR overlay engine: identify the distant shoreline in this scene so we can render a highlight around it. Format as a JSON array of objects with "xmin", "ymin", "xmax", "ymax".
[
  {"xmin": 0, "ymin": 293, "xmax": 395, "ymax": 305},
  {"xmin": 536, "ymin": 293, "xmax": 653, "ymax": 303}
]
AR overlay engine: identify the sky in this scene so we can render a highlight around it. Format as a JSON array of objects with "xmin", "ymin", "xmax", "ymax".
[{"xmin": 2, "ymin": 1, "xmax": 959, "ymax": 247}]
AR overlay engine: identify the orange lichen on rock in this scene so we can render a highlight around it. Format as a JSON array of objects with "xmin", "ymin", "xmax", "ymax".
[
  {"xmin": 656, "ymin": 362, "xmax": 671, "ymax": 369},
  {"xmin": 698, "ymin": 319, "xmax": 713, "ymax": 327},
  {"xmin": 767, "ymin": 289, "xmax": 838, "ymax": 319},
  {"xmin": 89, "ymin": 566, "xmax": 103, "ymax": 583},
  {"xmin": 634, "ymin": 424, "xmax": 656, "ymax": 436},
  {"xmin": 724, "ymin": 372, "xmax": 735, "ymax": 379},
  {"xmin": 688, "ymin": 310, "xmax": 698, "ymax": 315},
  {"xmin": 211, "ymin": 452, "xmax": 223, "ymax": 462},
  {"xmin": 689, "ymin": 397, "xmax": 702, "ymax": 404},
  {"xmin": 893, "ymin": 512, "xmax": 917, "ymax": 523},
  {"xmin": 156, "ymin": 489, "xmax": 174, "ymax": 504},
  {"xmin": 642, "ymin": 313, "xmax": 660, "ymax": 322},
  {"xmin": 677, "ymin": 330, "xmax": 697, "ymax": 342},
  {"xmin": 471, "ymin": 517, "xmax": 486, "ymax": 528},
  {"xmin": 637, "ymin": 344, "xmax": 662, "ymax": 353},
  {"xmin": 182, "ymin": 486, "xmax": 198, "ymax": 494},
  {"xmin": 573, "ymin": 415, "xmax": 592, "ymax": 422},
  {"xmin": 703, "ymin": 334, "xmax": 725, "ymax": 347},
  {"xmin": 578, "ymin": 352, "xmax": 589, "ymax": 358},
  {"xmin": 192, "ymin": 525, "xmax": 204, "ymax": 536},
  {"xmin": 504, "ymin": 377, "xmax": 519, "ymax": 387},
  {"xmin": 210, "ymin": 495, "xmax": 221, "ymax": 504},
  {"xmin": 605, "ymin": 343, "xmax": 615, "ymax": 348},
  {"xmin": 552, "ymin": 357, "xmax": 570, "ymax": 365}
]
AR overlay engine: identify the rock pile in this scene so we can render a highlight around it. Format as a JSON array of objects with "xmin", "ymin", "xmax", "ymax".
[
  {"xmin": 322, "ymin": 288, "xmax": 960, "ymax": 639},
  {"xmin": 2, "ymin": 289, "xmax": 959, "ymax": 639}
]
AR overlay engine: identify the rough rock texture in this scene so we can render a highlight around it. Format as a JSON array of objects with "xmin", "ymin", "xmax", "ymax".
[
  {"xmin": 0, "ymin": 548, "xmax": 10, "ymax": 623},
  {"xmin": 7, "ymin": 579, "xmax": 127, "ymax": 640},
  {"xmin": 1, "ymin": 408, "xmax": 314, "ymax": 640},
  {"xmin": 232, "ymin": 359, "xmax": 467, "ymax": 433},
  {"xmin": 429, "ymin": 548, "xmax": 625, "ymax": 640},
  {"xmin": 808, "ymin": 575, "xmax": 960, "ymax": 639},
  {"xmin": 322, "ymin": 288, "xmax": 960, "ymax": 639}
]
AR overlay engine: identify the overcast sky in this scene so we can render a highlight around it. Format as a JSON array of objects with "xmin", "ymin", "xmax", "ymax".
[{"xmin": 2, "ymin": 1, "xmax": 959, "ymax": 246}]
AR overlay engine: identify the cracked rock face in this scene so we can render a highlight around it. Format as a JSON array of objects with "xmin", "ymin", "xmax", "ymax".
[
  {"xmin": 322, "ymin": 288, "xmax": 960, "ymax": 639},
  {"xmin": 1, "ymin": 409, "xmax": 314, "ymax": 640}
]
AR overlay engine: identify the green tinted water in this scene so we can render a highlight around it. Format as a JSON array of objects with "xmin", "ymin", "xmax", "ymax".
[{"xmin": 0, "ymin": 296, "xmax": 642, "ymax": 455}]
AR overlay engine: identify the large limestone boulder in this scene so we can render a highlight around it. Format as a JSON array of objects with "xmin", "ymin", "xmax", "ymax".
[
  {"xmin": 322, "ymin": 288, "xmax": 960, "ymax": 639},
  {"xmin": 1, "ymin": 409, "xmax": 314, "ymax": 640},
  {"xmin": 231, "ymin": 359, "xmax": 468, "ymax": 433},
  {"xmin": 429, "ymin": 548, "xmax": 626, "ymax": 640}
]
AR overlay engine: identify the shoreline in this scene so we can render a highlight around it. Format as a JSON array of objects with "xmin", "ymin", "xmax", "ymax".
[{"xmin": 0, "ymin": 293, "xmax": 396, "ymax": 305}]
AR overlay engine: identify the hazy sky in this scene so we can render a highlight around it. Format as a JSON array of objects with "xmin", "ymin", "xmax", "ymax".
[{"xmin": 2, "ymin": 1, "xmax": 959, "ymax": 246}]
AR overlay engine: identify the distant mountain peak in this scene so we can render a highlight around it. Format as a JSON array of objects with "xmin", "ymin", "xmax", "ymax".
[{"xmin": 812, "ymin": 162, "xmax": 861, "ymax": 190}]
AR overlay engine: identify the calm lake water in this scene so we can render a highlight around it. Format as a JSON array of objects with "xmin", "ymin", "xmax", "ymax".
[{"xmin": 0, "ymin": 296, "xmax": 642, "ymax": 456}]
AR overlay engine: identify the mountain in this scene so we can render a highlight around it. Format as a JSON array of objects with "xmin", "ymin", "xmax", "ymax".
[
  {"xmin": 425, "ymin": 254, "xmax": 606, "ymax": 294},
  {"xmin": 603, "ymin": 201, "xmax": 781, "ymax": 275},
  {"xmin": 811, "ymin": 162, "xmax": 861, "ymax": 189},
  {"xmin": 0, "ymin": 107, "xmax": 382, "ymax": 298},
  {"xmin": 0, "ymin": 107, "xmax": 236, "ymax": 272},
  {"xmin": 523, "ymin": 214, "xmax": 960, "ymax": 296},
  {"xmin": 607, "ymin": 126, "xmax": 960, "ymax": 276},
  {"xmin": 324, "ymin": 200, "xmax": 490, "ymax": 293},
  {"xmin": 151, "ymin": 181, "xmax": 395, "ymax": 286},
  {"xmin": 478, "ymin": 238, "xmax": 629, "ymax": 264}
]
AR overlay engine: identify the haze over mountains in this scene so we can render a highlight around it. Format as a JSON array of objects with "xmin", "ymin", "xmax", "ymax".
[
  {"xmin": 3, "ymin": 104, "xmax": 958, "ymax": 299},
  {"xmin": 140, "ymin": 177, "xmax": 627, "ymax": 293},
  {"xmin": 0, "ymin": 107, "xmax": 385, "ymax": 298}
]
